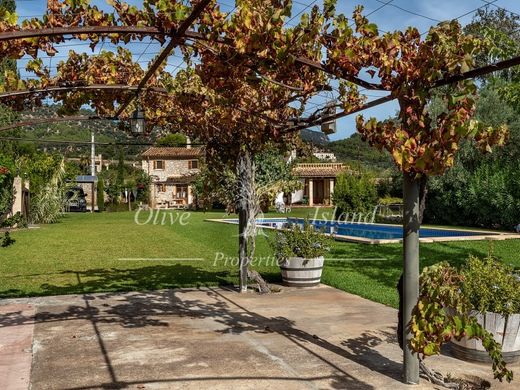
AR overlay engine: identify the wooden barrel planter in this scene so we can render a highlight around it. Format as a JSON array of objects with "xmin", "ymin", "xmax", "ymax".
[
  {"xmin": 451, "ymin": 312, "xmax": 520, "ymax": 364},
  {"xmin": 279, "ymin": 256, "xmax": 324, "ymax": 287}
]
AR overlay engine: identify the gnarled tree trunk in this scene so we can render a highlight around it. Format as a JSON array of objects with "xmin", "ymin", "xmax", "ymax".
[{"xmin": 236, "ymin": 149, "xmax": 270, "ymax": 294}]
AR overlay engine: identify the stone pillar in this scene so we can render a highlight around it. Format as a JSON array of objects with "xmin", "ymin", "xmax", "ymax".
[
  {"xmin": 308, "ymin": 179, "xmax": 314, "ymax": 207},
  {"xmin": 12, "ymin": 177, "xmax": 23, "ymax": 215},
  {"xmin": 150, "ymin": 183, "xmax": 156, "ymax": 209},
  {"xmin": 329, "ymin": 179, "xmax": 335, "ymax": 205},
  {"xmin": 188, "ymin": 185, "xmax": 193, "ymax": 205}
]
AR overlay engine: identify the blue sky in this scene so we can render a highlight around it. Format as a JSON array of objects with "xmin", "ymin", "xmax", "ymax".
[{"xmin": 11, "ymin": 0, "xmax": 520, "ymax": 140}]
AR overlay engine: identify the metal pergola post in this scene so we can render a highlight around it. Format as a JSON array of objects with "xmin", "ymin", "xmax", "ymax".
[{"xmin": 403, "ymin": 173, "xmax": 420, "ymax": 384}]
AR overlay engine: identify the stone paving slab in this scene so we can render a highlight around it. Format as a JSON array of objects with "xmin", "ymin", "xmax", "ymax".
[
  {"xmin": 0, "ymin": 304, "xmax": 35, "ymax": 390},
  {"xmin": 0, "ymin": 285, "xmax": 518, "ymax": 389}
]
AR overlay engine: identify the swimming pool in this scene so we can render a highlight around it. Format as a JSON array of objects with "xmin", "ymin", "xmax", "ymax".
[{"xmin": 209, "ymin": 217, "xmax": 515, "ymax": 244}]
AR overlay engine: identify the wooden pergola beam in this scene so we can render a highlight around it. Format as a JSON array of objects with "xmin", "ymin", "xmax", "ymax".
[
  {"xmin": 114, "ymin": 0, "xmax": 213, "ymax": 117},
  {"xmin": 292, "ymin": 56, "xmax": 383, "ymax": 90},
  {"xmin": 0, "ymin": 26, "xmax": 166, "ymax": 41},
  {"xmin": 286, "ymin": 53, "xmax": 520, "ymax": 132},
  {"xmin": 0, "ymin": 84, "xmax": 169, "ymax": 99},
  {"xmin": 0, "ymin": 27, "xmax": 384, "ymax": 91}
]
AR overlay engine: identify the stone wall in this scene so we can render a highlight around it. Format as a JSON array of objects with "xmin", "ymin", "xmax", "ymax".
[
  {"xmin": 142, "ymin": 158, "xmax": 200, "ymax": 208},
  {"xmin": 142, "ymin": 159, "xmax": 199, "ymax": 181}
]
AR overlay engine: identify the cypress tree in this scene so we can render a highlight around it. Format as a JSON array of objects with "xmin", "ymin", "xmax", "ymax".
[{"xmin": 97, "ymin": 179, "xmax": 105, "ymax": 212}]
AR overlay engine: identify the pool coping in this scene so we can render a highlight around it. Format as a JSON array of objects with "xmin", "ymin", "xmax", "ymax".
[{"xmin": 205, "ymin": 218, "xmax": 520, "ymax": 245}]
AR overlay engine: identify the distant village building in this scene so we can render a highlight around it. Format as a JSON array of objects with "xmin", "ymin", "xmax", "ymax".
[
  {"xmin": 141, "ymin": 146, "xmax": 203, "ymax": 209},
  {"xmin": 66, "ymin": 155, "xmax": 140, "ymax": 172},
  {"xmin": 310, "ymin": 151, "xmax": 337, "ymax": 161}
]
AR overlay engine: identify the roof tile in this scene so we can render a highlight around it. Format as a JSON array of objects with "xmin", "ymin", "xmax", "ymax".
[
  {"xmin": 292, "ymin": 163, "xmax": 347, "ymax": 178},
  {"xmin": 141, "ymin": 147, "xmax": 204, "ymax": 159}
]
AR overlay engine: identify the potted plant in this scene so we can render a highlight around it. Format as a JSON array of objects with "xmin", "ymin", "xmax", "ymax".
[
  {"xmin": 410, "ymin": 256, "xmax": 519, "ymax": 384},
  {"xmin": 270, "ymin": 219, "xmax": 331, "ymax": 287},
  {"xmin": 451, "ymin": 255, "xmax": 520, "ymax": 364}
]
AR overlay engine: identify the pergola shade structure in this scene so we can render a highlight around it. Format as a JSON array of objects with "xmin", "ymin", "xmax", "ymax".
[{"xmin": 0, "ymin": 0, "xmax": 517, "ymax": 384}]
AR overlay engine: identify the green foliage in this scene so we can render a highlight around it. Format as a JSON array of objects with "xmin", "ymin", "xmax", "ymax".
[
  {"xmin": 270, "ymin": 219, "xmax": 331, "ymax": 261},
  {"xmin": 192, "ymin": 158, "xmax": 235, "ymax": 211},
  {"xmin": 0, "ymin": 153, "xmax": 15, "ymax": 224},
  {"xmin": 332, "ymin": 171, "xmax": 377, "ymax": 216},
  {"xmin": 328, "ymin": 133, "xmax": 392, "ymax": 171},
  {"xmin": 4, "ymin": 106, "xmax": 155, "ymax": 160},
  {"xmin": 193, "ymin": 146, "xmax": 299, "ymax": 211},
  {"xmin": 116, "ymin": 148, "xmax": 125, "ymax": 188},
  {"xmin": 255, "ymin": 147, "xmax": 301, "ymax": 206},
  {"xmin": 98, "ymin": 160, "xmax": 150, "ymax": 207},
  {"xmin": 155, "ymin": 133, "xmax": 187, "ymax": 147},
  {"xmin": 26, "ymin": 158, "xmax": 67, "ymax": 224},
  {"xmin": 1, "ymin": 231, "xmax": 14, "ymax": 247},
  {"xmin": 464, "ymin": 7, "xmax": 520, "ymax": 73},
  {"xmin": 462, "ymin": 255, "xmax": 520, "ymax": 316},
  {"xmin": 97, "ymin": 179, "xmax": 105, "ymax": 212},
  {"xmin": 1, "ymin": 212, "xmax": 25, "ymax": 228},
  {"xmin": 411, "ymin": 261, "xmax": 513, "ymax": 382},
  {"xmin": 425, "ymin": 84, "xmax": 520, "ymax": 229},
  {"xmin": 64, "ymin": 161, "xmax": 82, "ymax": 181}
]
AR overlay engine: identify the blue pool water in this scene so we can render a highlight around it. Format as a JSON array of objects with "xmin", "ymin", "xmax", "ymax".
[{"xmin": 222, "ymin": 218, "xmax": 494, "ymax": 240}]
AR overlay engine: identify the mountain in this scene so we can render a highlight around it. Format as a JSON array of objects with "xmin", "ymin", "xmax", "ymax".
[
  {"xmin": 328, "ymin": 133, "xmax": 393, "ymax": 171},
  {"xmin": 299, "ymin": 128, "xmax": 329, "ymax": 147},
  {"xmin": 4, "ymin": 105, "xmax": 160, "ymax": 159}
]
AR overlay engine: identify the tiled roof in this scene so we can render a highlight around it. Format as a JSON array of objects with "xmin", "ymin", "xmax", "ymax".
[
  {"xmin": 141, "ymin": 147, "xmax": 204, "ymax": 159},
  {"xmin": 292, "ymin": 163, "xmax": 347, "ymax": 178}
]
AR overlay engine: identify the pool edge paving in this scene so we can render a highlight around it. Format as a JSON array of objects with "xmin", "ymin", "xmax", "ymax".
[{"xmin": 206, "ymin": 218, "xmax": 519, "ymax": 244}]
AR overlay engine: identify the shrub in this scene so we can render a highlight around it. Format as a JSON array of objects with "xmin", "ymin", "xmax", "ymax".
[
  {"xmin": 29, "ymin": 158, "xmax": 67, "ymax": 224},
  {"xmin": 332, "ymin": 171, "xmax": 377, "ymax": 217},
  {"xmin": 0, "ymin": 154, "xmax": 15, "ymax": 224},
  {"xmin": 1, "ymin": 231, "xmax": 15, "ymax": 247},
  {"xmin": 270, "ymin": 219, "xmax": 331, "ymax": 261},
  {"xmin": 462, "ymin": 255, "xmax": 520, "ymax": 315}
]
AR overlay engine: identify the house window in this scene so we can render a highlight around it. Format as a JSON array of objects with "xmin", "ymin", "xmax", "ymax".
[
  {"xmin": 188, "ymin": 160, "xmax": 198, "ymax": 169},
  {"xmin": 175, "ymin": 185, "xmax": 188, "ymax": 199},
  {"xmin": 153, "ymin": 160, "xmax": 165, "ymax": 170},
  {"xmin": 157, "ymin": 184, "xmax": 167, "ymax": 192}
]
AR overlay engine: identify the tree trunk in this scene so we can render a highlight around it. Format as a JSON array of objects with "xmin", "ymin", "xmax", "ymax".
[
  {"xmin": 238, "ymin": 206, "xmax": 249, "ymax": 292},
  {"xmin": 418, "ymin": 175, "xmax": 428, "ymax": 224},
  {"xmin": 237, "ymin": 150, "xmax": 252, "ymax": 293},
  {"xmin": 236, "ymin": 149, "xmax": 270, "ymax": 294},
  {"xmin": 403, "ymin": 173, "xmax": 420, "ymax": 384}
]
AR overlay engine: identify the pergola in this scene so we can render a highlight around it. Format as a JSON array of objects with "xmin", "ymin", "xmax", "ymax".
[{"xmin": 1, "ymin": 0, "xmax": 519, "ymax": 385}]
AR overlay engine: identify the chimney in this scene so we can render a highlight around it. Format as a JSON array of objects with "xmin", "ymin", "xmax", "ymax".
[{"xmin": 186, "ymin": 137, "xmax": 191, "ymax": 149}]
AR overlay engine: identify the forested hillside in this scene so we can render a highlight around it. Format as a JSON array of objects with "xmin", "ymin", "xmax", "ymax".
[
  {"xmin": 328, "ymin": 133, "xmax": 393, "ymax": 171},
  {"xmin": 1, "ymin": 105, "xmax": 159, "ymax": 159}
]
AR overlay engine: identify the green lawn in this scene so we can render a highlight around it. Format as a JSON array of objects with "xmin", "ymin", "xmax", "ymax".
[{"xmin": 2, "ymin": 209, "xmax": 520, "ymax": 308}]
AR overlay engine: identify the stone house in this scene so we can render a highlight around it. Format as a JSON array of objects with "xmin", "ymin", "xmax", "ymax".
[{"xmin": 141, "ymin": 146, "xmax": 204, "ymax": 209}]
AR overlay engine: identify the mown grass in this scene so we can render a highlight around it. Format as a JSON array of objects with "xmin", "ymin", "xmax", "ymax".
[{"xmin": 1, "ymin": 208, "xmax": 520, "ymax": 308}]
